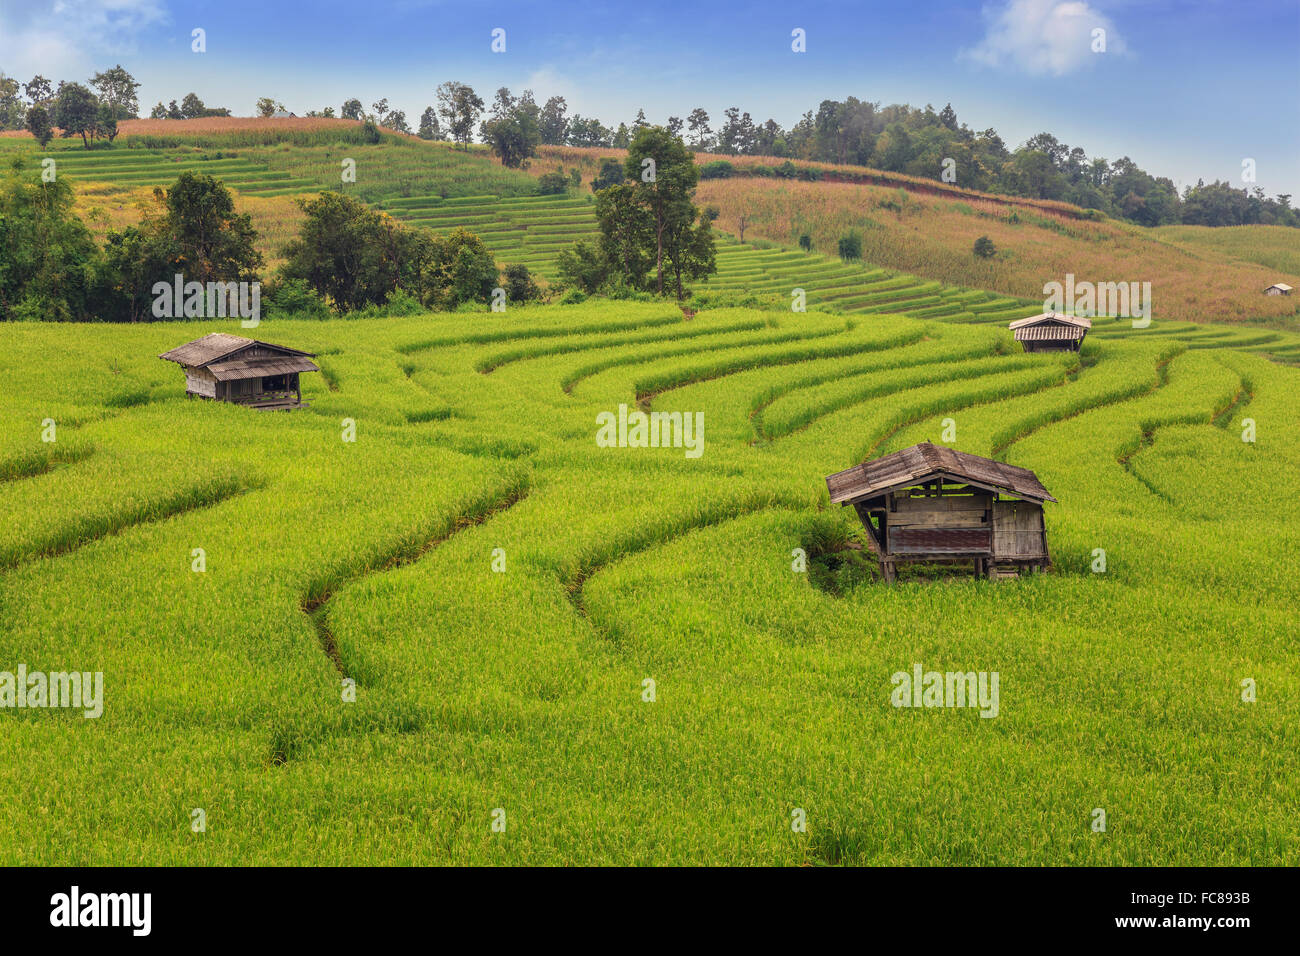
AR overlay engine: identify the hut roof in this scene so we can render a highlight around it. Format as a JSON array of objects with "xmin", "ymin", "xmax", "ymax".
[
  {"xmin": 159, "ymin": 333, "xmax": 315, "ymax": 368},
  {"xmin": 207, "ymin": 355, "xmax": 319, "ymax": 381},
  {"xmin": 1265, "ymin": 283, "xmax": 1293, "ymax": 292},
  {"xmin": 826, "ymin": 442, "xmax": 1057, "ymax": 505},
  {"xmin": 1009, "ymin": 311, "xmax": 1091, "ymax": 332}
]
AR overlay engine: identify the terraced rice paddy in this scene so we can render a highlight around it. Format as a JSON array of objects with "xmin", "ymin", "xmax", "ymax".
[
  {"xmin": 33, "ymin": 145, "xmax": 323, "ymax": 197},
  {"xmin": 376, "ymin": 194, "xmax": 601, "ymax": 279},
  {"xmin": 2, "ymin": 302, "xmax": 1297, "ymax": 864}
]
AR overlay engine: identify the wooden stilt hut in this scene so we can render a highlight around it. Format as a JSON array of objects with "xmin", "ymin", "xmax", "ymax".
[{"xmin": 825, "ymin": 442, "xmax": 1056, "ymax": 581}]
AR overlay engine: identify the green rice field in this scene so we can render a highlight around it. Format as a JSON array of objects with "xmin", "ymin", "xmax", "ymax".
[{"xmin": 1, "ymin": 302, "xmax": 1297, "ymax": 864}]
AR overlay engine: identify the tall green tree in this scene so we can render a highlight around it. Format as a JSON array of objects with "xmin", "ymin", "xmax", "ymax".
[
  {"xmin": 90, "ymin": 65, "xmax": 141, "ymax": 119},
  {"xmin": 0, "ymin": 161, "xmax": 101, "ymax": 320},
  {"xmin": 623, "ymin": 126, "xmax": 714, "ymax": 297},
  {"xmin": 436, "ymin": 81, "xmax": 484, "ymax": 148},
  {"xmin": 25, "ymin": 106, "xmax": 54, "ymax": 147},
  {"xmin": 54, "ymin": 83, "xmax": 99, "ymax": 147},
  {"xmin": 481, "ymin": 88, "xmax": 540, "ymax": 167}
]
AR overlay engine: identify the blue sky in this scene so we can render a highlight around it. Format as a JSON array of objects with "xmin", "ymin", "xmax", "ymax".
[{"xmin": 3, "ymin": 0, "xmax": 1298, "ymax": 195}]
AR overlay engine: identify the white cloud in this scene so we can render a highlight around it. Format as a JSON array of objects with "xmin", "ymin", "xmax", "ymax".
[
  {"xmin": 961, "ymin": 0, "xmax": 1128, "ymax": 77},
  {"xmin": 0, "ymin": 0, "xmax": 167, "ymax": 81}
]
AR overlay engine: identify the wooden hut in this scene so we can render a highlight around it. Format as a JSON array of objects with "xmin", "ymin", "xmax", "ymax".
[
  {"xmin": 825, "ymin": 442, "xmax": 1056, "ymax": 581},
  {"xmin": 160, "ymin": 333, "xmax": 318, "ymax": 409},
  {"xmin": 1009, "ymin": 311, "xmax": 1090, "ymax": 352},
  {"xmin": 1264, "ymin": 283, "xmax": 1293, "ymax": 296}
]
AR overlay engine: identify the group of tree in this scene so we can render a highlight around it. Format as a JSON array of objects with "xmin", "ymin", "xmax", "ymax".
[
  {"xmin": 2, "ymin": 67, "xmax": 150, "ymax": 148},
  {"xmin": 388, "ymin": 81, "xmax": 1293, "ymax": 229},
  {"xmin": 0, "ymin": 163, "xmax": 541, "ymax": 321},
  {"xmin": 557, "ymin": 127, "xmax": 716, "ymax": 300},
  {"xmin": 281, "ymin": 192, "xmax": 504, "ymax": 312},
  {"xmin": 148, "ymin": 92, "xmax": 232, "ymax": 121}
]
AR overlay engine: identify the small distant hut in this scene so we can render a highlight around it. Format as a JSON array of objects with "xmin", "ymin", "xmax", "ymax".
[
  {"xmin": 825, "ymin": 442, "xmax": 1056, "ymax": 581},
  {"xmin": 1264, "ymin": 283, "xmax": 1293, "ymax": 296},
  {"xmin": 1008, "ymin": 311, "xmax": 1091, "ymax": 352},
  {"xmin": 160, "ymin": 333, "xmax": 318, "ymax": 409}
]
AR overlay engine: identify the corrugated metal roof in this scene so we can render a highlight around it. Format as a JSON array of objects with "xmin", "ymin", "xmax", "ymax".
[
  {"xmin": 159, "ymin": 333, "xmax": 255, "ymax": 366},
  {"xmin": 1265, "ymin": 283, "xmax": 1293, "ymax": 292},
  {"xmin": 1015, "ymin": 324, "xmax": 1087, "ymax": 341},
  {"xmin": 207, "ymin": 356, "xmax": 319, "ymax": 381},
  {"xmin": 826, "ymin": 442, "xmax": 1056, "ymax": 505},
  {"xmin": 1008, "ymin": 311, "xmax": 1092, "ymax": 331},
  {"xmin": 159, "ymin": 333, "xmax": 316, "ymax": 368}
]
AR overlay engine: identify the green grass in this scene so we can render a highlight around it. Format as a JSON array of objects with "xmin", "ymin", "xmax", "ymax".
[{"xmin": 1, "ymin": 301, "xmax": 1298, "ymax": 864}]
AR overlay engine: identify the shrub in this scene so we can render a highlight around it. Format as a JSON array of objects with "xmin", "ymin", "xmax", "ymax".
[
  {"xmin": 699, "ymin": 160, "xmax": 735, "ymax": 179},
  {"xmin": 590, "ymin": 158, "xmax": 626, "ymax": 192},
  {"xmin": 798, "ymin": 233, "xmax": 812, "ymax": 252},
  {"xmin": 973, "ymin": 235, "xmax": 997, "ymax": 259},
  {"xmin": 501, "ymin": 264, "xmax": 542, "ymax": 303},
  {"xmin": 264, "ymin": 277, "xmax": 330, "ymax": 320},
  {"xmin": 838, "ymin": 232, "xmax": 863, "ymax": 262},
  {"xmin": 537, "ymin": 171, "xmax": 568, "ymax": 195}
]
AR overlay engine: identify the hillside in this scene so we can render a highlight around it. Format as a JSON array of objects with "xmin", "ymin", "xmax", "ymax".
[
  {"xmin": 535, "ymin": 145, "xmax": 1300, "ymax": 327},
  {"xmin": 3, "ymin": 119, "xmax": 1296, "ymax": 329},
  {"xmin": 1152, "ymin": 224, "xmax": 1300, "ymax": 276}
]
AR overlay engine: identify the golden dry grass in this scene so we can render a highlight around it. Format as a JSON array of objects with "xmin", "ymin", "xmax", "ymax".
[
  {"xmin": 534, "ymin": 145, "xmax": 1085, "ymax": 217},
  {"xmin": 72, "ymin": 182, "xmax": 306, "ymax": 272}
]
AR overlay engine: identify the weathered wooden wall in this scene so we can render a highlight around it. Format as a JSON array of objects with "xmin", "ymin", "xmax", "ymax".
[{"xmin": 183, "ymin": 366, "xmax": 217, "ymax": 398}]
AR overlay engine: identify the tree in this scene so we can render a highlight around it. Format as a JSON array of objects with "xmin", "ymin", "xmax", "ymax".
[
  {"xmin": 54, "ymin": 83, "xmax": 99, "ymax": 148},
  {"xmin": 436, "ymin": 81, "xmax": 484, "ymax": 148},
  {"xmin": 158, "ymin": 172, "xmax": 262, "ymax": 285},
  {"xmin": 567, "ymin": 115, "xmax": 610, "ymax": 147},
  {"xmin": 666, "ymin": 116, "xmax": 683, "ymax": 138},
  {"xmin": 166, "ymin": 100, "xmax": 183, "ymax": 120},
  {"xmin": 0, "ymin": 74, "xmax": 25, "ymax": 130},
  {"xmin": 341, "ymin": 98, "xmax": 363, "ymax": 121},
  {"xmin": 480, "ymin": 88, "xmax": 540, "ymax": 167},
  {"xmin": 973, "ymin": 235, "xmax": 996, "ymax": 259},
  {"xmin": 501, "ymin": 263, "xmax": 541, "ymax": 303},
  {"xmin": 0, "ymin": 161, "xmax": 100, "ymax": 320},
  {"xmin": 149, "ymin": 102, "xmax": 168, "ymax": 119},
  {"xmin": 96, "ymin": 103, "xmax": 119, "ymax": 143},
  {"xmin": 612, "ymin": 123, "xmax": 630, "ymax": 149},
  {"xmin": 25, "ymin": 106, "xmax": 54, "ymax": 147},
  {"xmin": 838, "ymin": 233, "xmax": 862, "ymax": 261},
  {"xmin": 555, "ymin": 239, "xmax": 611, "ymax": 294},
  {"xmin": 385, "ymin": 110, "xmax": 410, "ymax": 134},
  {"xmin": 90, "ymin": 65, "xmax": 141, "ymax": 119},
  {"xmin": 593, "ymin": 184, "xmax": 655, "ymax": 290},
  {"xmin": 686, "ymin": 108, "xmax": 712, "ymax": 150},
  {"xmin": 180, "ymin": 93, "xmax": 207, "ymax": 120},
  {"xmin": 539, "ymin": 96, "xmax": 569, "ymax": 146},
  {"xmin": 418, "ymin": 106, "xmax": 442, "ymax": 140},
  {"xmin": 281, "ymin": 193, "xmax": 496, "ymax": 312},
  {"xmin": 537, "ymin": 171, "xmax": 568, "ymax": 195},
  {"xmin": 23, "ymin": 76, "xmax": 53, "ymax": 109},
  {"xmin": 617, "ymin": 126, "xmax": 716, "ymax": 298},
  {"xmin": 590, "ymin": 158, "xmax": 626, "ymax": 192}
]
